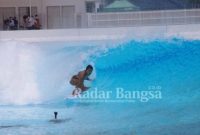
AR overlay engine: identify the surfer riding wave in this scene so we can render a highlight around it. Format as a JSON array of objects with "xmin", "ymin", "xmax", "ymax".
[{"xmin": 69, "ymin": 65, "xmax": 93, "ymax": 96}]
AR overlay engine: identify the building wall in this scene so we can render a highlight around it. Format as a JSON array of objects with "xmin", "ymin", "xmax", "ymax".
[{"xmin": 0, "ymin": 0, "xmax": 91, "ymax": 29}]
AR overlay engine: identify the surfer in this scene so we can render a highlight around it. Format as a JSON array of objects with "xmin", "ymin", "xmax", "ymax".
[{"xmin": 70, "ymin": 65, "xmax": 93, "ymax": 95}]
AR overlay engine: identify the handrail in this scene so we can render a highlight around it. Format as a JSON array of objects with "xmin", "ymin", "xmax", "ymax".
[{"xmin": 87, "ymin": 9, "xmax": 200, "ymax": 27}]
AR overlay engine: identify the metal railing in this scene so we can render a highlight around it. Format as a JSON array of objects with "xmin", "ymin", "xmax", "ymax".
[{"xmin": 87, "ymin": 9, "xmax": 200, "ymax": 27}]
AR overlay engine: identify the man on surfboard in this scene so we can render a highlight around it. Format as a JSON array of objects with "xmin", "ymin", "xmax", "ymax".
[{"xmin": 70, "ymin": 65, "xmax": 93, "ymax": 95}]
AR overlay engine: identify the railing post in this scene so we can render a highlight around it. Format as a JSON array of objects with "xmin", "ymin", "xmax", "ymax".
[
  {"xmin": 139, "ymin": 11, "xmax": 142, "ymax": 26},
  {"xmin": 87, "ymin": 13, "xmax": 91, "ymax": 28},
  {"xmin": 117, "ymin": 12, "xmax": 119, "ymax": 26},
  {"xmin": 184, "ymin": 8, "xmax": 187, "ymax": 24}
]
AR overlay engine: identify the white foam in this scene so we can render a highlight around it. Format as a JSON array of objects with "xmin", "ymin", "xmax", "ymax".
[{"xmin": 0, "ymin": 41, "xmax": 40, "ymax": 105}]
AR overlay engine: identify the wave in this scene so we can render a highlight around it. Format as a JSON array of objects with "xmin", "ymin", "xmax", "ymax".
[{"xmin": 0, "ymin": 38, "xmax": 200, "ymax": 105}]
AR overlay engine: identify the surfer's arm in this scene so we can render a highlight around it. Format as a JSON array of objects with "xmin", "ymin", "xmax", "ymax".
[{"xmin": 85, "ymin": 76, "xmax": 92, "ymax": 81}]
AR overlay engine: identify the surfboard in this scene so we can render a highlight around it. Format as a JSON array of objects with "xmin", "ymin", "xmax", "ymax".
[
  {"xmin": 64, "ymin": 88, "xmax": 82, "ymax": 107},
  {"xmin": 65, "ymin": 94, "xmax": 79, "ymax": 100}
]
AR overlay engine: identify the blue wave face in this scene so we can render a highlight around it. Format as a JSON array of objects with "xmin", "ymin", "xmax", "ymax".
[
  {"xmin": 93, "ymin": 39, "xmax": 200, "ymax": 98},
  {"xmin": 85, "ymin": 38, "xmax": 200, "ymax": 135}
]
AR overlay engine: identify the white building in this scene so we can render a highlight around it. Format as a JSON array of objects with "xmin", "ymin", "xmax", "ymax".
[
  {"xmin": 1, "ymin": 0, "xmax": 200, "ymax": 30},
  {"xmin": 0, "ymin": 0, "xmax": 102, "ymax": 30}
]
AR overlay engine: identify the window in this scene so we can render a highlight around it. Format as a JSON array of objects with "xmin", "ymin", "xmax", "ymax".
[
  {"xmin": 18, "ymin": 7, "xmax": 37, "ymax": 29},
  {"xmin": 0, "ymin": 7, "xmax": 16, "ymax": 30},
  {"xmin": 47, "ymin": 6, "xmax": 75, "ymax": 29},
  {"xmin": 86, "ymin": 1, "xmax": 95, "ymax": 13}
]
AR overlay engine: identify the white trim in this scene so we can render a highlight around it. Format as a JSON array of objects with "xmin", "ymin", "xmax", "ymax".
[{"xmin": 1, "ymin": 24, "xmax": 200, "ymax": 43}]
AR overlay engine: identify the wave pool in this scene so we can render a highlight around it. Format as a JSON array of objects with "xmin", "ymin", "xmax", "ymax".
[{"xmin": 0, "ymin": 38, "xmax": 200, "ymax": 135}]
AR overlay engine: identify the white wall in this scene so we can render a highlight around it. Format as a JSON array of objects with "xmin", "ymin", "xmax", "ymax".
[{"xmin": 1, "ymin": 24, "xmax": 200, "ymax": 42}]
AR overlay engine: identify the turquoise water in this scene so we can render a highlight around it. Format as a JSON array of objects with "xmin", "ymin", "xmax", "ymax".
[{"xmin": 0, "ymin": 39, "xmax": 200, "ymax": 135}]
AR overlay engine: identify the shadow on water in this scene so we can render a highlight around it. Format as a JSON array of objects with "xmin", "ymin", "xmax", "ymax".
[
  {"xmin": 0, "ymin": 125, "xmax": 27, "ymax": 129},
  {"xmin": 49, "ymin": 118, "xmax": 72, "ymax": 124}
]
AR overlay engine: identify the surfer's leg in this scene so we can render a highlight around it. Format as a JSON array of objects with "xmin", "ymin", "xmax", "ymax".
[
  {"xmin": 81, "ymin": 87, "xmax": 89, "ymax": 93},
  {"xmin": 72, "ymin": 89, "xmax": 76, "ymax": 95},
  {"xmin": 72, "ymin": 87, "xmax": 81, "ymax": 96},
  {"xmin": 70, "ymin": 77, "xmax": 82, "ymax": 95},
  {"xmin": 70, "ymin": 77, "xmax": 79, "ymax": 86},
  {"xmin": 72, "ymin": 88, "xmax": 78, "ymax": 95}
]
